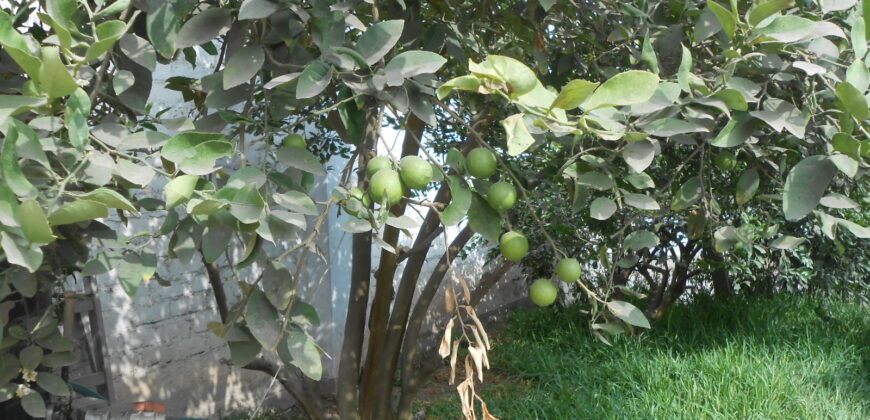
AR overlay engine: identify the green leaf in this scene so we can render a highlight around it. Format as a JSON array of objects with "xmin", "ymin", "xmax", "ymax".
[
  {"xmin": 626, "ymin": 173, "xmax": 655, "ymax": 189},
  {"xmin": 49, "ymin": 200, "xmax": 109, "ymax": 225},
  {"xmin": 177, "ymin": 7, "xmax": 232, "ymax": 48},
  {"xmin": 783, "ymin": 156, "xmax": 836, "ymax": 221},
  {"xmin": 165, "ymin": 175, "xmax": 199, "ymax": 208},
  {"xmin": 678, "ymin": 44, "xmax": 693, "ymax": 93},
  {"xmin": 72, "ymin": 188, "xmax": 137, "ymax": 213},
  {"xmin": 202, "ymin": 225, "xmax": 232, "ymax": 264},
  {"xmin": 146, "ymin": 0, "xmax": 180, "ymax": 57},
  {"xmin": 747, "ymin": 0, "xmax": 794, "ymax": 27},
  {"xmin": 624, "ymin": 230, "xmax": 658, "ymax": 251},
  {"xmin": 606, "ymin": 300, "xmax": 651, "ymax": 328},
  {"xmin": 245, "ymin": 289, "xmax": 282, "ymax": 351},
  {"xmin": 755, "ymin": 15, "xmax": 816, "ymax": 43},
  {"xmin": 38, "ymin": 46, "xmax": 78, "ymax": 99},
  {"xmin": 112, "ymin": 69, "xmax": 134, "ymax": 94},
  {"xmin": 671, "ymin": 176, "xmax": 702, "ymax": 211},
  {"xmin": 437, "ymin": 75, "xmax": 480, "ymax": 100},
  {"xmin": 119, "ymin": 34, "xmax": 156, "ymax": 71},
  {"xmin": 117, "ymin": 252, "xmax": 157, "ymax": 298},
  {"xmin": 94, "ymin": 0, "xmax": 130, "ymax": 19},
  {"xmin": 577, "ymin": 171, "xmax": 613, "ymax": 191},
  {"xmin": 707, "ymin": 1, "xmax": 736, "ymax": 39},
  {"xmin": 736, "ymin": 168, "xmax": 760, "ymax": 205},
  {"xmin": 0, "ymin": 11, "xmax": 43, "ymax": 80},
  {"xmin": 710, "ymin": 112, "xmax": 755, "ymax": 148},
  {"xmin": 484, "ymin": 55, "xmax": 538, "ymax": 97},
  {"xmin": 68, "ymin": 381, "xmax": 108, "ymax": 400},
  {"xmin": 1, "ymin": 123, "xmax": 37, "ymax": 198},
  {"xmin": 229, "ymin": 185, "xmax": 266, "ymax": 224},
  {"xmin": 355, "ymin": 20, "xmax": 404, "ymax": 66},
  {"xmin": 239, "ymin": 0, "xmax": 281, "ymax": 20},
  {"xmin": 835, "ymin": 82, "xmax": 869, "ymax": 121},
  {"xmin": 262, "ymin": 262, "xmax": 293, "ymax": 310},
  {"xmin": 581, "ymin": 70, "xmax": 659, "ymax": 110},
  {"xmin": 19, "ymin": 200, "xmax": 54, "ymax": 244},
  {"xmin": 280, "ymin": 328, "xmax": 322, "ymax": 380},
  {"xmin": 846, "ymin": 59, "xmax": 869, "ymax": 92},
  {"xmin": 0, "ymin": 232, "xmax": 42, "ymax": 272},
  {"xmin": 770, "ymin": 235, "xmax": 807, "ymax": 250},
  {"xmin": 21, "ymin": 392, "xmax": 46, "ymax": 418},
  {"xmin": 84, "ymin": 20, "xmax": 126, "ymax": 62},
  {"xmin": 296, "ymin": 61, "xmax": 333, "ymax": 99},
  {"xmin": 384, "ymin": 51, "xmax": 447, "ymax": 82},
  {"xmin": 712, "ymin": 89, "xmax": 749, "ymax": 111},
  {"xmin": 590, "ymin": 197, "xmax": 617, "ymax": 220},
  {"xmin": 853, "ymin": 17, "xmax": 867, "ymax": 60},
  {"xmin": 442, "ymin": 176, "xmax": 471, "ymax": 226},
  {"xmin": 502, "ymin": 113, "xmax": 536, "ymax": 156},
  {"xmin": 820, "ymin": 193, "xmax": 858, "ymax": 209},
  {"xmin": 624, "ymin": 193, "xmax": 660, "ymax": 210},
  {"xmin": 468, "ymin": 193, "xmax": 503, "ymax": 243},
  {"xmin": 276, "ymin": 146, "xmax": 326, "ymax": 176},
  {"xmin": 36, "ymin": 372, "xmax": 71, "ymax": 397},
  {"xmin": 20, "ymin": 345, "xmax": 42, "ymax": 370},
  {"xmin": 274, "ymin": 191, "xmax": 317, "ymax": 216},
  {"xmin": 161, "ymin": 132, "xmax": 232, "ymax": 175},
  {"xmin": 551, "ymin": 79, "xmax": 599, "ymax": 111},
  {"xmin": 621, "ymin": 140, "xmax": 655, "ymax": 173},
  {"xmin": 229, "ymin": 339, "xmax": 261, "ymax": 367},
  {"xmin": 224, "ymin": 45, "xmax": 265, "ymax": 89}
]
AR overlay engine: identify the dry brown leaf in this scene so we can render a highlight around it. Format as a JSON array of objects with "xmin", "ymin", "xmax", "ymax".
[
  {"xmin": 481, "ymin": 401, "xmax": 500, "ymax": 420},
  {"xmin": 467, "ymin": 307, "xmax": 491, "ymax": 350},
  {"xmin": 467, "ymin": 344, "xmax": 485, "ymax": 382},
  {"xmin": 439, "ymin": 317, "xmax": 455, "ymax": 358},
  {"xmin": 459, "ymin": 275, "xmax": 472, "ymax": 302},
  {"xmin": 449, "ymin": 340, "xmax": 460, "ymax": 384},
  {"xmin": 445, "ymin": 281, "xmax": 456, "ymax": 314}
]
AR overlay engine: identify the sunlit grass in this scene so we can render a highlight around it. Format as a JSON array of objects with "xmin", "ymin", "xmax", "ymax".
[{"xmin": 420, "ymin": 295, "xmax": 870, "ymax": 419}]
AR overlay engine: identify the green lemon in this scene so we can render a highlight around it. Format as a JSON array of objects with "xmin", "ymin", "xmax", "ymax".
[
  {"xmin": 529, "ymin": 278, "xmax": 558, "ymax": 307},
  {"xmin": 466, "ymin": 147, "xmax": 497, "ymax": 179},
  {"xmin": 368, "ymin": 169, "xmax": 403, "ymax": 206},
  {"xmin": 556, "ymin": 258, "xmax": 581, "ymax": 283},
  {"xmin": 715, "ymin": 150, "xmax": 737, "ymax": 171},
  {"xmin": 487, "ymin": 181, "xmax": 517, "ymax": 211},
  {"xmin": 499, "ymin": 231, "xmax": 528, "ymax": 262},
  {"xmin": 399, "ymin": 156, "xmax": 433, "ymax": 189},
  {"xmin": 366, "ymin": 156, "xmax": 393, "ymax": 178},
  {"xmin": 284, "ymin": 133, "xmax": 306, "ymax": 149}
]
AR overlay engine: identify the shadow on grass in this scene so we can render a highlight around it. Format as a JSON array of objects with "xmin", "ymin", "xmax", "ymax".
[{"xmin": 420, "ymin": 295, "xmax": 870, "ymax": 420}]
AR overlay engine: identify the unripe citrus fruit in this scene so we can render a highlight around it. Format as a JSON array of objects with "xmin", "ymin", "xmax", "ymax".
[
  {"xmin": 466, "ymin": 147, "xmax": 497, "ymax": 179},
  {"xmin": 715, "ymin": 150, "xmax": 737, "ymax": 171},
  {"xmin": 399, "ymin": 156, "xmax": 433, "ymax": 189},
  {"xmin": 529, "ymin": 278, "xmax": 558, "ymax": 307},
  {"xmin": 366, "ymin": 156, "xmax": 393, "ymax": 178},
  {"xmin": 499, "ymin": 231, "xmax": 528, "ymax": 262},
  {"xmin": 368, "ymin": 169, "xmax": 403, "ymax": 206},
  {"xmin": 487, "ymin": 181, "xmax": 517, "ymax": 211},
  {"xmin": 284, "ymin": 133, "xmax": 306, "ymax": 149},
  {"xmin": 556, "ymin": 258, "xmax": 581, "ymax": 283}
]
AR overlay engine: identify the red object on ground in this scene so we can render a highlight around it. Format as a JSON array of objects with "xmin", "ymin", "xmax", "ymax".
[{"xmin": 132, "ymin": 402, "xmax": 165, "ymax": 413}]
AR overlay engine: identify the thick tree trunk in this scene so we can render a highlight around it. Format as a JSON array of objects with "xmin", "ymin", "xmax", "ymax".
[
  {"xmin": 704, "ymin": 245, "xmax": 732, "ymax": 299},
  {"xmin": 645, "ymin": 242, "xmax": 701, "ymax": 323},
  {"xmin": 337, "ymin": 102, "xmax": 379, "ymax": 420},
  {"xmin": 359, "ymin": 116, "xmax": 424, "ymax": 419}
]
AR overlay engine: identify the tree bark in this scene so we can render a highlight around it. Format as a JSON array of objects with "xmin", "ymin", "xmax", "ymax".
[
  {"xmin": 704, "ymin": 245, "xmax": 732, "ymax": 299},
  {"xmin": 359, "ymin": 115, "xmax": 424, "ymax": 419},
  {"xmin": 337, "ymin": 102, "xmax": 379, "ymax": 420}
]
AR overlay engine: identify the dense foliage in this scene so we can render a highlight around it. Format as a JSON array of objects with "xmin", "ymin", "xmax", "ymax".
[{"xmin": 0, "ymin": 0, "xmax": 867, "ymax": 419}]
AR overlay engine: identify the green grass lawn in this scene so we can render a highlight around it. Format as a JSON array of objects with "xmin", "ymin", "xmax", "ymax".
[{"xmin": 419, "ymin": 295, "xmax": 870, "ymax": 420}]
